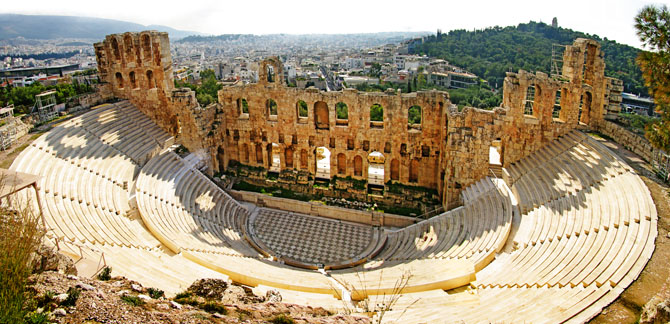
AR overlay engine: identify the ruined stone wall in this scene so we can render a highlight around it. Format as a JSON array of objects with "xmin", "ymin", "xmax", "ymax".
[
  {"xmin": 95, "ymin": 32, "xmax": 619, "ymax": 208},
  {"xmin": 217, "ymin": 61, "xmax": 448, "ymax": 191},
  {"xmin": 94, "ymin": 31, "xmax": 207, "ymax": 154}
]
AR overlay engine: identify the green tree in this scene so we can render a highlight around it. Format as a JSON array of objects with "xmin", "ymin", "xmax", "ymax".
[
  {"xmin": 336, "ymin": 102, "xmax": 348, "ymax": 119},
  {"xmin": 635, "ymin": 4, "xmax": 670, "ymax": 151},
  {"xmin": 297, "ymin": 100, "xmax": 308, "ymax": 117},
  {"xmin": 370, "ymin": 103, "xmax": 383, "ymax": 121}
]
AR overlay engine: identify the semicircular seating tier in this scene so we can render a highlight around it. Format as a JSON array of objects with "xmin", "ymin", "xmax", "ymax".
[
  {"xmin": 381, "ymin": 131, "xmax": 657, "ymax": 323},
  {"xmin": 7, "ymin": 102, "xmax": 236, "ymax": 295},
  {"xmin": 7, "ymin": 100, "xmax": 658, "ymax": 322}
]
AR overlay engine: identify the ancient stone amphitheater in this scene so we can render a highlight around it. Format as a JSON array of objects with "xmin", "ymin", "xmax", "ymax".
[{"xmin": 7, "ymin": 31, "xmax": 659, "ymax": 323}]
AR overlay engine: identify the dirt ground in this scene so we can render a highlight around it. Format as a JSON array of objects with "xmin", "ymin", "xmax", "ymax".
[{"xmin": 589, "ymin": 136, "xmax": 670, "ymax": 324}]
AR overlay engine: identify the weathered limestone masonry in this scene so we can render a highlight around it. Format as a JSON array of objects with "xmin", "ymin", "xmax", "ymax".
[
  {"xmin": 218, "ymin": 58, "xmax": 447, "ymax": 192},
  {"xmin": 94, "ymin": 31, "xmax": 207, "ymax": 152},
  {"xmin": 95, "ymin": 32, "xmax": 620, "ymax": 208}
]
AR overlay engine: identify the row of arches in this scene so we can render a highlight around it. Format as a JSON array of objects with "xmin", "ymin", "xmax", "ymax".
[
  {"xmin": 110, "ymin": 34, "xmax": 153, "ymax": 63},
  {"xmin": 235, "ymin": 144, "xmax": 421, "ymax": 184},
  {"xmin": 115, "ymin": 70, "xmax": 156, "ymax": 90},
  {"xmin": 523, "ymin": 84, "xmax": 592, "ymax": 124},
  {"xmin": 235, "ymin": 98, "xmax": 423, "ymax": 128}
]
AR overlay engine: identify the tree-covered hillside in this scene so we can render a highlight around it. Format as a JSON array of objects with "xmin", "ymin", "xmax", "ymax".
[{"xmin": 411, "ymin": 21, "xmax": 646, "ymax": 95}]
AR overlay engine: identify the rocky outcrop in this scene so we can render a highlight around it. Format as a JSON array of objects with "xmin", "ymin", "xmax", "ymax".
[
  {"xmin": 640, "ymin": 297, "xmax": 670, "ymax": 324},
  {"xmin": 30, "ymin": 244, "xmax": 76, "ymax": 275}
]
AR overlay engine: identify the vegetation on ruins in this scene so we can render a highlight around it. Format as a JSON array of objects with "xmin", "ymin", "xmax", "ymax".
[
  {"xmin": 174, "ymin": 69, "xmax": 222, "ymax": 107},
  {"xmin": 0, "ymin": 199, "xmax": 44, "ymax": 323},
  {"xmin": 336, "ymin": 101, "xmax": 348, "ymax": 119},
  {"xmin": 411, "ymin": 21, "xmax": 646, "ymax": 96},
  {"xmin": 635, "ymin": 4, "xmax": 670, "ymax": 152},
  {"xmin": 370, "ymin": 103, "xmax": 383, "ymax": 121},
  {"xmin": 0, "ymin": 81, "xmax": 95, "ymax": 114}
]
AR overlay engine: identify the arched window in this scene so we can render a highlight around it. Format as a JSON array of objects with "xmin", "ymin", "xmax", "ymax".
[
  {"xmin": 336, "ymin": 102, "xmax": 348, "ymax": 125},
  {"xmin": 267, "ymin": 65, "xmax": 275, "ymax": 83},
  {"xmin": 354, "ymin": 155, "xmax": 363, "ymax": 176},
  {"xmin": 285, "ymin": 147, "xmax": 294, "ymax": 168},
  {"xmin": 337, "ymin": 153, "xmax": 347, "ymax": 175},
  {"xmin": 141, "ymin": 34, "xmax": 151, "ymax": 61},
  {"xmin": 370, "ymin": 103, "xmax": 383, "ymax": 128},
  {"xmin": 300, "ymin": 149, "xmax": 308, "ymax": 170},
  {"xmin": 296, "ymin": 100, "xmax": 308, "ymax": 119},
  {"xmin": 123, "ymin": 34, "xmax": 133, "ymax": 61},
  {"xmin": 255, "ymin": 144, "xmax": 263, "ymax": 165},
  {"xmin": 241, "ymin": 144, "xmax": 249, "ymax": 163},
  {"xmin": 579, "ymin": 91, "xmax": 592, "ymax": 124},
  {"xmin": 237, "ymin": 98, "xmax": 249, "ymax": 115},
  {"xmin": 408, "ymin": 105, "xmax": 421, "ymax": 127},
  {"xmin": 524, "ymin": 85, "xmax": 535, "ymax": 116},
  {"xmin": 553, "ymin": 89, "xmax": 563, "ymax": 119},
  {"xmin": 266, "ymin": 99, "xmax": 278, "ymax": 117},
  {"xmin": 409, "ymin": 159, "xmax": 419, "ymax": 183},
  {"xmin": 146, "ymin": 70, "xmax": 155, "ymax": 89},
  {"xmin": 390, "ymin": 159, "xmax": 400, "ymax": 180},
  {"xmin": 111, "ymin": 38, "xmax": 121, "ymax": 61},
  {"xmin": 129, "ymin": 71, "xmax": 137, "ymax": 89},
  {"xmin": 314, "ymin": 101, "xmax": 329, "ymax": 129},
  {"xmin": 115, "ymin": 72, "xmax": 124, "ymax": 88}
]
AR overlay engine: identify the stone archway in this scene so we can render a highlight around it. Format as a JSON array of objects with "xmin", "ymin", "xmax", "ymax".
[{"xmin": 315, "ymin": 147, "xmax": 331, "ymax": 179}]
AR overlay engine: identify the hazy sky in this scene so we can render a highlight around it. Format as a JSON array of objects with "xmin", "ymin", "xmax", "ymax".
[{"xmin": 2, "ymin": 0, "xmax": 668, "ymax": 48}]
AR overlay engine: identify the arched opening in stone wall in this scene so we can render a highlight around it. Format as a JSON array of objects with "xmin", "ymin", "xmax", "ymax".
[
  {"xmin": 285, "ymin": 146, "xmax": 294, "ymax": 168},
  {"xmin": 524, "ymin": 84, "xmax": 536, "ymax": 116},
  {"xmin": 129, "ymin": 71, "xmax": 137, "ymax": 89},
  {"xmin": 115, "ymin": 72, "xmax": 124, "ymax": 89},
  {"xmin": 354, "ymin": 155, "xmax": 363, "ymax": 176},
  {"xmin": 267, "ymin": 65, "xmax": 275, "ymax": 83},
  {"xmin": 241, "ymin": 144, "xmax": 249, "ymax": 163},
  {"xmin": 315, "ymin": 147, "xmax": 331, "ymax": 179},
  {"xmin": 337, "ymin": 153, "xmax": 346, "ymax": 175},
  {"xmin": 141, "ymin": 34, "xmax": 151, "ymax": 61},
  {"xmin": 553, "ymin": 89, "xmax": 562, "ymax": 119},
  {"xmin": 255, "ymin": 144, "xmax": 263, "ymax": 165},
  {"xmin": 336, "ymin": 102, "xmax": 348, "ymax": 126},
  {"xmin": 268, "ymin": 143, "xmax": 280, "ymax": 172},
  {"xmin": 146, "ymin": 70, "xmax": 155, "ymax": 89},
  {"xmin": 583, "ymin": 44, "xmax": 597, "ymax": 85},
  {"xmin": 296, "ymin": 100, "xmax": 308, "ymax": 120},
  {"xmin": 314, "ymin": 101, "xmax": 329, "ymax": 129},
  {"xmin": 123, "ymin": 34, "xmax": 133, "ymax": 61},
  {"xmin": 390, "ymin": 158, "xmax": 400, "ymax": 180},
  {"xmin": 111, "ymin": 38, "xmax": 121, "ymax": 61},
  {"xmin": 409, "ymin": 158, "xmax": 419, "ymax": 183},
  {"xmin": 266, "ymin": 99, "xmax": 278, "ymax": 118},
  {"xmin": 300, "ymin": 149, "xmax": 308, "ymax": 170},
  {"xmin": 368, "ymin": 151, "xmax": 385, "ymax": 186},
  {"xmin": 370, "ymin": 103, "xmax": 384, "ymax": 128},
  {"xmin": 579, "ymin": 91, "xmax": 592, "ymax": 124},
  {"xmin": 217, "ymin": 147, "xmax": 225, "ymax": 172},
  {"xmin": 237, "ymin": 98, "xmax": 249, "ymax": 115},
  {"xmin": 408, "ymin": 105, "xmax": 421, "ymax": 128}
]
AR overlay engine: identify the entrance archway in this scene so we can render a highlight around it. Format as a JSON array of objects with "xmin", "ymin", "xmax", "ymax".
[
  {"xmin": 268, "ymin": 143, "xmax": 280, "ymax": 172},
  {"xmin": 368, "ymin": 151, "xmax": 385, "ymax": 186},
  {"xmin": 315, "ymin": 147, "xmax": 331, "ymax": 179}
]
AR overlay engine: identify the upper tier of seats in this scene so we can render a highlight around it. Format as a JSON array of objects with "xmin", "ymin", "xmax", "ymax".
[{"xmin": 382, "ymin": 131, "xmax": 657, "ymax": 323}]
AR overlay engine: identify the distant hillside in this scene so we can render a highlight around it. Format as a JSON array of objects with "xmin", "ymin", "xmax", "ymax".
[
  {"xmin": 411, "ymin": 21, "xmax": 646, "ymax": 95},
  {"xmin": 0, "ymin": 14, "xmax": 203, "ymax": 40},
  {"xmin": 177, "ymin": 32, "xmax": 430, "ymax": 47}
]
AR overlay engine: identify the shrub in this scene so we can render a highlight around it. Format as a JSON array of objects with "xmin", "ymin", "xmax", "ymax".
[
  {"xmin": 120, "ymin": 294, "xmax": 145, "ymax": 306},
  {"xmin": 0, "ymin": 204, "xmax": 44, "ymax": 323},
  {"xmin": 201, "ymin": 301, "xmax": 227, "ymax": 314},
  {"xmin": 174, "ymin": 291, "xmax": 199, "ymax": 306},
  {"xmin": 270, "ymin": 314, "xmax": 296, "ymax": 324},
  {"xmin": 60, "ymin": 287, "xmax": 80, "ymax": 307},
  {"xmin": 36, "ymin": 291, "xmax": 56, "ymax": 309},
  {"xmin": 97, "ymin": 266, "xmax": 112, "ymax": 281},
  {"xmin": 147, "ymin": 287, "xmax": 164, "ymax": 299},
  {"xmin": 25, "ymin": 311, "xmax": 50, "ymax": 324},
  {"xmin": 174, "ymin": 291, "xmax": 192, "ymax": 299}
]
